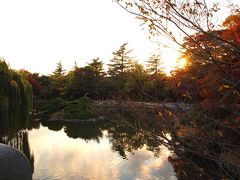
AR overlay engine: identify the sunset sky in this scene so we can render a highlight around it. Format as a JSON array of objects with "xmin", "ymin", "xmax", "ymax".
[
  {"xmin": 0, "ymin": 0, "xmax": 237, "ymax": 75},
  {"xmin": 0, "ymin": 0, "xmax": 159, "ymax": 74}
]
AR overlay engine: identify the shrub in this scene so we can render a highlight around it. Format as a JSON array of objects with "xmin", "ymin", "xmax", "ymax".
[
  {"xmin": 64, "ymin": 97, "xmax": 95, "ymax": 120},
  {"xmin": 42, "ymin": 97, "xmax": 66, "ymax": 115}
]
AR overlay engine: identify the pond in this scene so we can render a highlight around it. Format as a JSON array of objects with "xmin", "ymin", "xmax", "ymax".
[{"xmin": 0, "ymin": 120, "xmax": 177, "ymax": 180}]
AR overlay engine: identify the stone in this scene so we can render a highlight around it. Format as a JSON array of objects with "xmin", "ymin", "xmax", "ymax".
[{"xmin": 0, "ymin": 143, "xmax": 32, "ymax": 180}]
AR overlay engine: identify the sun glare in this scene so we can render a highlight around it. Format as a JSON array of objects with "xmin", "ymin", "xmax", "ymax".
[{"xmin": 161, "ymin": 48, "xmax": 186, "ymax": 76}]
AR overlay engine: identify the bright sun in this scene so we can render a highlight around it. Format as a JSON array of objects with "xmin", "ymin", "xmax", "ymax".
[{"xmin": 161, "ymin": 48, "xmax": 186, "ymax": 76}]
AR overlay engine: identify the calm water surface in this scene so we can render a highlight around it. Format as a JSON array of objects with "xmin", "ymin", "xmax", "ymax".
[
  {"xmin": 0, "ymin": 106, "xmax": 233, "ymax": 179},
  {"xmin": 27, "ymin": 122, "xmax": 177, "ymax": 180}
]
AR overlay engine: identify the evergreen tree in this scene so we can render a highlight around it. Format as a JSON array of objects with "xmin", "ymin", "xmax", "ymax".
[
  {"xmin": 108, "ymin": 43, "xmax": 133, "ymax": 77},
  {"xmin": 88, "ymin": 57, "xmax": 105, "ymax": 77},
  {"xmin": 53, "ymin": 61, "xmax": 65, "ymax": 77},
  {"xmin": 65, "ymin": 66, "xmax": 99, "ymax": 99},
  {"xmin": 124, "ymin": 61, "xmax": 152, "ymax": 100},
  {"xmin": 73, "ymin": 61, "xmax": 78, "ymax": 71},
  {"xmin": 50, "ymin": 61, "xmax": 67, "ymax": 98},
  {"xmin": 146, "ymin": 53, "xmax": 163, "ymax": 76},
  {"xmin": 146, "ymin": 53, "xmax": 167, "ymax": 100}
]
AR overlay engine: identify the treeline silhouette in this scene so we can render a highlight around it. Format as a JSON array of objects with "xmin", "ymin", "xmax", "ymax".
[{"xmin": 28, "ymin": 43, "xmax": 176, "ymax": 102}]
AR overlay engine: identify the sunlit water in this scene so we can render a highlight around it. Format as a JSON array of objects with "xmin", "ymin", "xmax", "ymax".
[{"xmin": 28, "ymin": 124, "xmax": 177, "ymax": 180}]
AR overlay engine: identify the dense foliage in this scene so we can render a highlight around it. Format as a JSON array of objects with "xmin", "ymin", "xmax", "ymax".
[
  {"xmin": 29, "ymin": 43, "xmax": 172, "ymax": 101},
  {"xmin": 112, "ymin": 0, "xmax": 240, "ymax": 178},
  {"xmin": 0, "ymin": 59, "xmax": 33, "ymax": 128}
]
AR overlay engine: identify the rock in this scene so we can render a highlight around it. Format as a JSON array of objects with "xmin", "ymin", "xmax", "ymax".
[{"xmin": 0, "ymin": 143, "xmax": 32, "ymax": 180}]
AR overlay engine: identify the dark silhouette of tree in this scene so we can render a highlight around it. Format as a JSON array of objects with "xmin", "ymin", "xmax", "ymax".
[
  {"xmin": 52, "ymin": 61, "xmax": 65, "ymax": 77},
  {"xmin": 88, "ymin": 57, "xmax": 105, "ymax": 78},
  {"xmin": 0, "ymin": 58, "xmax": 33, "ymax": 124},
  {"xmin": 124, "ymin": 61, "xmax": 152, "ymax": 100},
  {"xmin": 73, "ymin": 61, "xmax": 78, "ymax": 71},
  {"xmin": 146, "ymin": 54, "xmax": 167, "ymax": 100},
  {"xmin": 107, "ymin": 43, "xmax": 135, "ymax": 97},
  {"xmin": 65, "ymin": 66, "xmax": 99, "ymax": 99},
  {"xmin": 49, "ymin": 61, "xmax": 67, "ymax": 98},
  {"xmin": 146, "ymin": 53, "xmax": 163, "ymax": 76},
  {"xmin": 108, "ymin": 43, "xmax": 133, "ymax": 77}
]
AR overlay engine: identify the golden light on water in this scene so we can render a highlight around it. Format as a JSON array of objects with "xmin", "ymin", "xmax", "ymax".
[
  {"xmin": 161, "ymin": 48, "xmax": 187, "ymax": 76},
  {"xmin": 29, "ymin": 126, "xmax": 176, "ymax": 179}
]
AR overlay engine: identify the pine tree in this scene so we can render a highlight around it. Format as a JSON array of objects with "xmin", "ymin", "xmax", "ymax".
[
  {"xmin": 146, "ymin": 54, "xmax": 163, "ymax": 76},
  {"xmin": 108, "ymin": 43, "xmax": 133, "ymax": 77},
  {"xmin": 88, "ymin": 57, "xmax": 105, "ymax": 77},
  {"xmin": 146, "ymin": 53, "xmax": 166, "ymax": 99},
  {"xmin": 50, "ymin": 61, "xmax": 67, "ymax": 97},
  {"xmin": 73, "ymin": 61, "xmax": 78, "ymax": 71},
  {"xmin": 53, "ymin": 61, "xmax": 65, "ymax": 77}
]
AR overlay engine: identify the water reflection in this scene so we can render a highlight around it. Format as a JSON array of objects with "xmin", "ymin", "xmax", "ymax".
[
  {"xmin": 0, "ymin": 124, "xmax": 35, "ymax": 173},
  {"xmin": 0, "ymin": 116, "xmax": 227, "ymax": 179},
  {"xmin": 37, "ymin": 120, "xmax": 229, "ymax": 179},
  {"xmin": 40, "ymin": 121, "xmax": 162, "ymax": 159},
  {"xmin": 29, "ymin": 122, "xmax": 176, "ymax": 180},
  {"xmin": 64, "ymin": 123, "xmax": 103, "ymax": 143}
]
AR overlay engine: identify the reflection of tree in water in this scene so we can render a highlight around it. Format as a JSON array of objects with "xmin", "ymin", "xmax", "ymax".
[
  {"xmin": 41, "ymin": 120, "xmax": 162, "ymax": 159},
  {"xmin": 103, "ymin": 123, "xmax": 161, "ymax": 159},
  {"xmin": 39, "ymin": 119, "xmax": 237, "ymax": 178},
  {"xmin": 160, "ymin": 123, "xmax": 240, "ymax": 179},
  {"xmin": 28, "ymin": 119, "xmax": 40, "ymax": 131},
  {"xmin": 41, "ymin": 121, "xmax": 65, "ymax": 132},
  {"xmin": 168, "ymin": 149, "xmax": 233, "ymax": 179},
  {"xmin": 0, "ymin": 115, "xmax": 38, "ymax": 174},
  {"xmin": 40, "ymin": 121, "xmax": 104, "ymax": 142},
  {"xmin": 64, "ymin": 122, "xmax": 103, "ymax": 143},
  {"xmin": 104, "ymin": 110, "xmax": 237, "ymax": 179},
  {"xmin": 0, "ymin": 130, "xmax": 35, "ymax": 173}
]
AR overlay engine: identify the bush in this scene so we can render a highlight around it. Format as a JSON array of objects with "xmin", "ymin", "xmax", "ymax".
[
  {"xmin": 42, "ymin": 97, "xmax": 66, "ymax": 115},
  {"xmin": 64, "ymin": 97, "xmax": 95, "ymax": 120}
]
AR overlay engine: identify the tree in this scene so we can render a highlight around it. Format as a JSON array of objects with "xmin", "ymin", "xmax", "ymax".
[
  {"xmin": 107, "ymin": 43, "xmax": 135, "ymax": 96},
  {"xmin": 108, "ymin": 43, "xmax": 133, "ymax": 77},
  {"xmin": 114, "ymin": 1, "xmax": 240, "ymax": 177},
  {"xmin": 36, "ymin": 75, "xmax": 52, "ymax": 99},
  {"xmin": 124, "ymin": 61, "xmax": 152, "ymax": 99},
  {"xmin": 72, "ymin": 61, "xmax": 78, "ymax": 71},
  {"xmin": 223, "ymin": 13, "xmax": 240, "ymax": 47},
  {"xmin": 146, "ymin": 53, "xmax": 163, "ymax": 76},
  {"xmin": 88, "ymin": 57, "xmax": 105, "ymax": 78},
  {"xmin": 115, "ymin": 1, "xmax": 240, "ymax": 65},
  {"xmin": 19, "ymin": 71, "xmax": 42, "ymax": 98},
  {"xmin": 65, "ymin": 66, "xmax": 100, "ymax": 99},
  {"xmin": 49, "ymin": 61, "xmax": 67, "ymax": 98},
  {"xmin": 0, "ymin": 58, "xmax": 33, "ymax": 124},
  {"xmin": 52, "ymin": 61, "xmax": 65, "ymax": 77},
  {"xmin": 176, "ymin": 15, "xmax": 240, "ymax": 106},
  {"xmin": 146, "ymin": 53, "xmax": 168, "ymax": 100}
]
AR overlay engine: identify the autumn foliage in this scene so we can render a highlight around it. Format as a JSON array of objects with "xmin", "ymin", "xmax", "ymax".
[{"xmin": 172, "ymin": 14, "xmax": 240, "ymax": 112}]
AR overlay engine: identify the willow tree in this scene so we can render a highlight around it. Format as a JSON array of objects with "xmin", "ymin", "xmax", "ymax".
[
  {"xmin": 114, "ymin": 0, "xmax": 240, "ymax": 178},
  {"xmin": 0, "ymin": 59, "xmax": 33, "ymax": 131}
]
